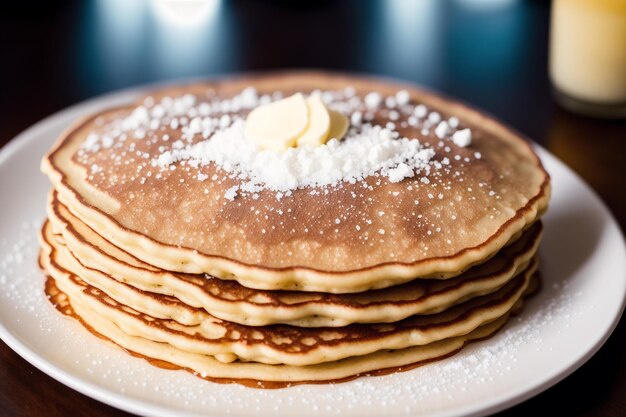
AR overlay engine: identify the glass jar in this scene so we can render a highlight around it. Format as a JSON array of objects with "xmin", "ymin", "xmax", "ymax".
[{"xmin": 550, "ymin": 0, "xmax": 626, "ymax": 118}]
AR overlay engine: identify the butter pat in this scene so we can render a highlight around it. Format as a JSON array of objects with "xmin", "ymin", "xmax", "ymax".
[
  {"xmin": 245, "ymin": 92, "xmax": 349, "ymax": 150},
  {"xmin": 297, "ymin": 94, "xmax": 331, "ymax": 147},
  {"xmin": 244, "ymin": 93, "xmax": 308, "ymax": 150},
  {"xmin": 327, "ymin": 110, "xmax": 349, "ymax": 140}
]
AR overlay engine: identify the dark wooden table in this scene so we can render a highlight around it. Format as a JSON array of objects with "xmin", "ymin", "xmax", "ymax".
[{"xmin": 1, "ymin": 1, "xmax": 624, "ymax": 416}]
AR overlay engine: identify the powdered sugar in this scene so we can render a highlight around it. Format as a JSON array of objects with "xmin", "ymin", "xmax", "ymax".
[
  {"xmin": 0, "ymin": 221, "xmax": 55, "ymax": 330},
  {"xmin": 154, "ymin": 120, "xmax": 435, "ymax": 199},
  {"xmin": 82, "ymin": 88, "xmax": 260, "ymax": 152},
  {"xmin": 452, "ymin": 128, "xmax": 472, "ymax": 147},
  {"xmin": 78, "ymin": 86, "xmax": 477, "ymax": 202}
]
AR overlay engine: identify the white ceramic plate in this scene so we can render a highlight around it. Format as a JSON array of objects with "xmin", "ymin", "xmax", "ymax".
[{"xmin": 0, "ymin": 88, "xmax": 625, "ymax": 417}]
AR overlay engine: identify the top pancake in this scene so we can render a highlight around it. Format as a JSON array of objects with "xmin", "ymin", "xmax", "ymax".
[{"xmin": 42, "ymin": 72, "xmax": 550, "ymax": 292}]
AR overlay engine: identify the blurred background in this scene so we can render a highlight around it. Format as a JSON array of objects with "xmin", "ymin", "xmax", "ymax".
[
  {"xmin": 2, "ymin": 0, "xmax": 554, "ymax": 139},
  {"xmin": 1, "ymin": 0, "xmax": 624, "ymax": 228},
  {"xmin": 0, "ymin": 1, "xmax": 625, "ymax": 416}
]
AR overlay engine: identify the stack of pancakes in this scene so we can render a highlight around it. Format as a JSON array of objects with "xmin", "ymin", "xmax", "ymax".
[{"xmin": 39, "ymin": 73, "xmax": 550, "ymax": 387}]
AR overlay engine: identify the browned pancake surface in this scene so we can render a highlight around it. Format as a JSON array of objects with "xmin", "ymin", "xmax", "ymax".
[{"xmin": 43, "ymin": 72, "xmax": 549, "ymax": 280}]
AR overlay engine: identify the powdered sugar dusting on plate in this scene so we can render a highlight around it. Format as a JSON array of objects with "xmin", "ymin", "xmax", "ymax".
[
  {"xmin": 0, "ymin": 220, "xmax": 63, "ymax": 336},
  {"xmin": 0, "ymin": 221, "xmax": 43, "ymax": 308}
]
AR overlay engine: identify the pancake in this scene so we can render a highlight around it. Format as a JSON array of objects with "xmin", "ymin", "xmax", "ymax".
[
  {"xmin": 41, "ymin": 72, "xmax": 550, "ymax": 292},
  {"xmin": 40, "ymin": 222, "xmax": 535, "ymax": 367},
  {"xmin": 40, "ymin": 250, "xmax": 538, "ymax": 387},
  {"xmin": 47, "ymin": 194, "xmax": 543, "ymax": 326},
  {"xmin": 38, "ymin": 72, "xmax": 550, "ymax": 387},
  {"xmin": 45, "ymin": 273, "xmax": 517, "ymax": 388}
]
